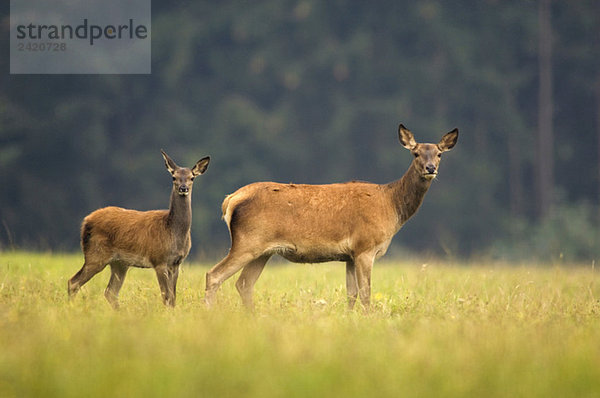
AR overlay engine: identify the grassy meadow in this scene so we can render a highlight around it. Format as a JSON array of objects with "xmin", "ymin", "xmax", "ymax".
[{"xmin": 1, "ymin": 251, "xmax": 600, "ymax": 397}]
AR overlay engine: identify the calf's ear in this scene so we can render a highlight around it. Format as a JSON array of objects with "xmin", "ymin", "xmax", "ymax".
[
  {"xmin": 192, "ymin": 156, "xmax": 210, "ymax": 176},
  {"xmin": 161, "ymin": 150, "xmax": 179, "ymax": 174}
]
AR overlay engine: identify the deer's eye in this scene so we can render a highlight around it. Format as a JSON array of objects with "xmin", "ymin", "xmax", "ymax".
[
  {"xmin": 190, "ymin": 177, "xmax": 195, "ymax": 181},
  {"xmin": 413, "ymin": 153, "xmax": 420, "ymax": 158},
  {"xmin": 172, "ymin": 177, "xmax": 176, "ymax": 181},
  {"xmin": 437, "ymin": 153, "xmax": 442, "ymax": 158}
]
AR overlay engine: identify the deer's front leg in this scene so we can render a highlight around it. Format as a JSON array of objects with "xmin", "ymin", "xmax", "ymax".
[
  {"xmin": 345, "ymin": 260, "xmax": 359, "ymax": 309},
  {"xmin": 354, "ymin": 253, "xmax": 374, "ymax": 311},
  {"xmin": 155, "ymin": 263, "xmax": 175, "ymax": 307},
  {"xmin": 167, "ymin": 264, "xmax": 180, "ymax": 305}
]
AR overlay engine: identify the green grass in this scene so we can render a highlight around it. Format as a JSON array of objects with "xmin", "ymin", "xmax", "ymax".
[{"xmin": 1, "ymin": 251, "xmax": 600, "ymax": 397}]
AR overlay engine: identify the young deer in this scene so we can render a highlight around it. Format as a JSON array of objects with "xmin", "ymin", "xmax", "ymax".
[
  {"xmin": 205, "ymin": 124, "xmax": 458, "ymax": 310},
  {"xmin": 68, "ymin": 151, "xmax": 210, "ymax": 308}
]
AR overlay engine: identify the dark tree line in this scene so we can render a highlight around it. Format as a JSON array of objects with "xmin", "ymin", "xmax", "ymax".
[{"xmin": 1, "ymin": 1, "xmax": 600, "ymax": 261}]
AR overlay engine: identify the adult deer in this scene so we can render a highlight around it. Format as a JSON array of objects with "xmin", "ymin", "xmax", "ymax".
[
  {"xmin": 68, "ymin": 151, "xmax": 210, "ymax": 308},
  {"xmin": 205, "ymin": 124, "xmax": 458, "ymax": 310}
]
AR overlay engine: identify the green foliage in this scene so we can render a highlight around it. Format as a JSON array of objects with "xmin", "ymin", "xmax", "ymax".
[
  {"xmin": 1, "ymin": 1, "xmax": 600, "ymax": 259},
  {"xmin": 490, "ymin": 202, "xmax": 600, "ymax": 262},
  {"xmin": 2, "ymin": 252, "xmax": 600, "ymax": 397}
]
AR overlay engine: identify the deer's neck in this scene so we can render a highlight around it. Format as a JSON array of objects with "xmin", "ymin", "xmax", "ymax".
[
  {"xmin": 167, "ymin": 190, "xmax": 192, "ymax": 236},
  {"xmin": 387, "ymin": 162, "xmax": 433, "ymax": 229}
]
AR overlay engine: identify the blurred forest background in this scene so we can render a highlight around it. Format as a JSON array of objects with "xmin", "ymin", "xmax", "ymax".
[{"xmin": 1, "ymin": 0, "xmax": 600, "ymax": 262}]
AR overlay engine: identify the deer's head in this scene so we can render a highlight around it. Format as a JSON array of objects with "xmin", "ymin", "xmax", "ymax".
[
  {"xmin": 398, "ymin": 124, "xmax": 458, "ymax": 181},
  {"xmin": 161, "ymin": 150, "xmax": 210, "ymax": 196}
]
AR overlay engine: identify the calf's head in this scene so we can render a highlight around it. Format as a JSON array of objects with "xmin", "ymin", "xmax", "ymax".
[{"xmin": 161, "ymin": 150, "xmax": 210, "ymax": 196}]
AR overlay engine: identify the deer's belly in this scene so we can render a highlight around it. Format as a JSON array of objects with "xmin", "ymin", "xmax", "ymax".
[
  {"xmin": 276, "ymin": 244, "xmax": 352, "ymax": 263},
  {"xmin": 280, "ymin": 251, "xmax": 351, "ymax": 263},
  {"xmin": 111, "ymin": 252, "xmax": 154, "ymax": 268}
]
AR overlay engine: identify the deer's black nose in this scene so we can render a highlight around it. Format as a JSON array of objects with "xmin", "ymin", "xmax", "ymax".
[
  {"xmin": 178, "ymin": 186, "xmax": 189, "ymax": 194},
  {"xmin": 426, "ymin": 164, "xmax": 436, "ymax": 174}
]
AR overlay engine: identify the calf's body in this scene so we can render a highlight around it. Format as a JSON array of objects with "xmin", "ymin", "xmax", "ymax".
[{"xmin": 68, "ymin": 151, "xmax": 210, "ymax": 308}]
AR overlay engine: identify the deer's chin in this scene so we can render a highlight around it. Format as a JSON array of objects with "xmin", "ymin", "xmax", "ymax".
[{"xmin": 422, "ymin": 173, "xmax": 437, "ymax": 181}]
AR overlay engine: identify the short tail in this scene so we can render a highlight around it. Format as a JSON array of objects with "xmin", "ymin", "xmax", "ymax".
[
  {"xmin": 221, "ymin": 194, "xmax": 233, "ymax": 224},
  {"xmin": 80, "ymin": 221, "xmax": 92, "ymax": 252}
]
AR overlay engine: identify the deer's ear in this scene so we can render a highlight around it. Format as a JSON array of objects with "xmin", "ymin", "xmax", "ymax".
[
  {"xmin": 438, "ymin": 128, "xmax": 458, "ymax": 152},
  {"xmin": 192, "ymin": 156, "xmax": 210, "ymax": 176},
  {"xmin": 161, "ymin": 150, "xmax": 178, "ymax": 174},
  {"xmin": 398, "ymin": 124, "xmax": 417, "ymax": 150}
]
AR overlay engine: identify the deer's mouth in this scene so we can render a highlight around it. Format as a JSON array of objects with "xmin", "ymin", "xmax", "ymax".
[{"xmin": 423, "ymin": 173, "xmax": 437, "ymax": 180}]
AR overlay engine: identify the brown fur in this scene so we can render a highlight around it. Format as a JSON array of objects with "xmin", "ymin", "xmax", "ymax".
[
  {"xmin": 205, "ymin": 124, "xmax": 458, "ymax": 310},
  {"xmin": 68, "ymin": 152, "xmax": 210, "ymax": 308},
  {"xmin": 81, "ymin": 207, "xmax": 178, "ymax": 268}
]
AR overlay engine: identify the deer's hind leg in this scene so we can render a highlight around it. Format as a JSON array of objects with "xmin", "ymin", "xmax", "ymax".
[
  {"xmin": 235, "ymin": 254, "xmax": 271, "ymax": 310},
  {"xmin": 104, "ymin": 262, "xmax": 128, "ymax": 309},
  {"xmin": 205, "ymin": 248, "xmax": 260, "ymax": 307},
  {"xmin": 68, "ymin": 253, "xmax": 110, "ymax": 299}
]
